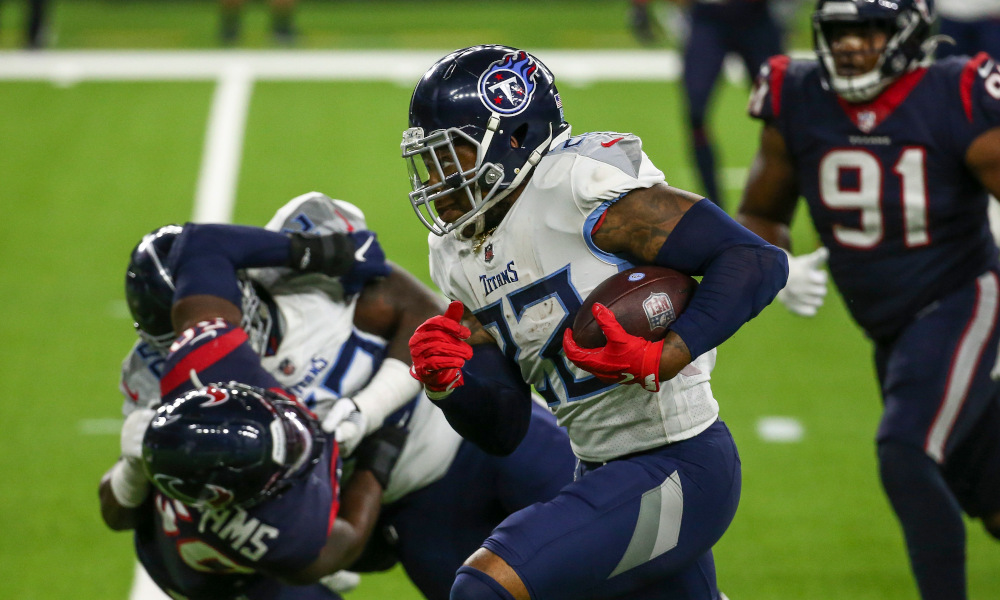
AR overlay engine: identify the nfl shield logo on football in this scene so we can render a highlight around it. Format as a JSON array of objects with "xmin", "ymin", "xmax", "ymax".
[
  {"xmin": 643, "ymin": 292, "xmax": 676, "ymax": 330},
  {"xmin": 858, "ymin": 110, "xmax": 877, "ymax": 133}
]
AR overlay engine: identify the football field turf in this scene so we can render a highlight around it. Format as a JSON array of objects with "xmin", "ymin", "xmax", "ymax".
[{"xmin": 0, "ymin": 2, "xmax": 996, "ymax": 599}]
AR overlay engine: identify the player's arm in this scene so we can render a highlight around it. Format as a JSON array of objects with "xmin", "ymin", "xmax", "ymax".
[
  {"xmin": 276, "ymin": 424, "xmax": 408, "ymax": 585},
  {"xmin": 966, "ymin": 127, "xmax": 1000, "ymax": 198},
  {"xmin": 408, "ymin": 302, "xmax": 533, "ymax": 456},
  {"xmin": 169, "ymin": 223, "xmax": 388, "ymax": 331},
  {"xmin": 736, "ymin": 124, "xmax": 800, "ymax": 248},
  {"xmin": 580, "ymin": 182, "xmax": 788, "ymax": 385},
  {"xmin": 98, "ymin": 408, "xmax": 157, "ymax": 531},
  {"xmin": 322, "ymin": 262, "xmax": 448, "ymax": 452},
  {"xmin": 737, "ymin": 124, "xmax": 830, "ymax": 318}
]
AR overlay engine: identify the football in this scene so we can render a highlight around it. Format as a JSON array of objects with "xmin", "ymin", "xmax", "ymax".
[{"xmin": 571, "ymin": 266, "xmax": 698, "ymax": 348}]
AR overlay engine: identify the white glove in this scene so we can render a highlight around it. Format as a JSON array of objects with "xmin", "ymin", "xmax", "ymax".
[
  {"xmin": 319, "ymin": 570, "xmax": 361, "ymax": 594},
  {"xmin": 121, "ymin": 407, "xmax": 156, "ymax": 460},
  {"xmin": 777, "ymin": 247, "xmax": 829, "ymax": 317},
  {"xmin": 322, "ymin": 398, "xmax": 368, "ymax": 457}
]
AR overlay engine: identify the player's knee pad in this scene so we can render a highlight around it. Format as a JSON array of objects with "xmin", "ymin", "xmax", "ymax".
[{"xmin": 451, "ymin": 566, "xmax": 516, "ymax": 600}]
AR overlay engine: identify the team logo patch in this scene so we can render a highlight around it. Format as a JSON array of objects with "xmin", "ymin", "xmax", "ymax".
[
  {"xmin": 198, "ymin": 386, "xmax": 231, "ymax": 407},
  {"xmin": 643, "ymin": 292, "xmax": 676, "ymax": 330},
  {"xmin": 478, "ymin": 51, "xmax": 538, "ymax": 115},
  {"xmin": 857, "ymin": 110, "xmax": 877, "ymax": 133},
  {"xmin": 628, "ymin": 273, "xmax": 646, "ymax": 282}
]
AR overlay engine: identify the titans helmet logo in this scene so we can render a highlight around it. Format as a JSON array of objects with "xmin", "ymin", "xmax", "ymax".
[{"xmin": 478, "ymin": 51, "xmax": 538, "ymax": 116}]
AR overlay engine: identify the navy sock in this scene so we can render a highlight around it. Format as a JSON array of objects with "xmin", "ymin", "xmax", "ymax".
[{"xmin": 878, "ymin": 441, "xmax": 966, "ymax": 600}]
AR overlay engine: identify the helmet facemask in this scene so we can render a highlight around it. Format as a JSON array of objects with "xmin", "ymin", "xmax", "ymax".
[
  {"xmin": 403, "ymin": 45, "xmax": 566, "ymax": 240},
  {"xmin": 813, "ymin": 0, "xmax": 935, "ymax": 103}
]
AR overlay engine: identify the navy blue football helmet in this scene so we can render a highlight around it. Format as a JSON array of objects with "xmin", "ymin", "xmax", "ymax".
[
  {"xmin": 402, "ymin": 45, "xmax": 569, "ymax": 239},
  {"xmin": 813, "ymin": 0, "xmax": 937, "ymax": 102},
  {"xmin": 125, "ymin": 225, "xmax": 273, "ymax": 355},
  {"xmin": 142, "ymin": 383, "xmax": 323, "ymax": 509}
]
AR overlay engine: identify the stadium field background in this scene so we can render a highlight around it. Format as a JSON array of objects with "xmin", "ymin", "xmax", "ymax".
[{"xmin": 0, "ymin": 1, "xmax": 995, "ymax": 599}]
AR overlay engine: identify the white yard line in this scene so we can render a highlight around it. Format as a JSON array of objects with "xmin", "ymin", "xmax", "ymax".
[
  {"xmin": 193, "ymin": 64, "xmax": 254, "ymax": 224},
  {"xmin": 0, "ymin": 49, "xmax": 685, "ymax": 84}
]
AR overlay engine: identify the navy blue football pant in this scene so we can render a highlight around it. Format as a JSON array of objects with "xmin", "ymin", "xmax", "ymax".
[
  {"xmin": 359, "ymin": 402, "xmax": 576, "ymax": 600},
  {"xmin": 682, "ymin": 4, "xmax": 782, "ymax": 204},
  {"xmin": 874, "ymin": 268, "xmax": 1000, "ymax": 600},
  {"xmin": 471, "ymin": 420, "xmax": 739, "ymax": 600}
]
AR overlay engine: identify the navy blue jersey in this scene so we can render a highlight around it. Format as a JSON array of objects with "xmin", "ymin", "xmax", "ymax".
[
  {"xmin": 749, "ymin": 53, "xmax": 1000, "ymax": 340},
  {"xmin": 135, "ymin": 319, "xmax": 342, "ymax": 599}
]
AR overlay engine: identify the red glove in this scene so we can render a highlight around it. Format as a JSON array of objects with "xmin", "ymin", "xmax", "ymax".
[
  {"xmin": 562, "ymin": 303, "xmax": 664, "ymax": 392},
  {"xmin": 408, "ymin": 300, "xmax": 473, "ymax": 397}
]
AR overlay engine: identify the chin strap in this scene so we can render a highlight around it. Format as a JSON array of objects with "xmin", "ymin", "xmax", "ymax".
[{"xmin": 455, "ymin": 123, "xmax": 565, "ymax": 242}]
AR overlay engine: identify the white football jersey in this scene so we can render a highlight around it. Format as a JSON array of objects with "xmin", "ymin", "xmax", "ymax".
[
  {"xmin": 120, "ymin": 193, "xmax": 463, "ymax": 503},
  {"xmin": 429, "ymin": 130, "xmax": 719, "ymax": 463}
]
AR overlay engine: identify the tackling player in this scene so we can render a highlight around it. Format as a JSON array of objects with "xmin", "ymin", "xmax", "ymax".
[
  {"xmin": 401, "ymin": 45, "xmax": 788, "ymax": 600},
  {"xmin": 737, "ymin": 1, "xmax": 1000, "ymax": 598},
  {"xmin": 115, "ymin": 193, "xmax": 578, "ymax": 600},
  {"xmin": 99, "ymin": 218, "xmax": 401, "ymax": 598}
]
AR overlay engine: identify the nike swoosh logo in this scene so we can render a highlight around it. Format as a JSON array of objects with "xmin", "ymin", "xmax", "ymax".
[
  {"xmin": 354, "ymin": 236, "xmax": 374, "ymax": 262},
  {"xmin": 601, "ymin": 137, "xmax": 624, "ymax": 147},
  {"xmin": 618, "ymin": 373, "xmax": 634, "ymax": 383}
]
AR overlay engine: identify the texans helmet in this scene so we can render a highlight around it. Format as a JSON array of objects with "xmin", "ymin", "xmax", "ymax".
[
  {"xmin": 813, "ymin": 0, "xmax": 937, "ymax": 102},
  {"xmin": 124, "ymin": 224, "xmax": 273, "ymax": 355},
  {"xmin": 402, "ymin": 45, "xmax": 569, "ymax": 239},
  {"xmin": 142, "ymin": 383, "xmax": 324, "ymax": 509}
]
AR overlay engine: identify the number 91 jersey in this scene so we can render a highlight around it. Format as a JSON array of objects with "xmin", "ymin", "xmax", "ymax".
[
  {"xmin": 749, "ymin": 53, "xmax": 1000, "ymax": 341},
  {"xmin": 429, "ymin": 129, "xmax": 720, "ymax": 463}
]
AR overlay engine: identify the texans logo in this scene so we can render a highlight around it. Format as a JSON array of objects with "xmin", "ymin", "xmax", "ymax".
[
  {"xmin": 478, "ymin": 51, "xmax": 538, "ymax": 115},
  {"xmin": 198, "ymin": 386, "xmax": 231, "ymax": 407}
]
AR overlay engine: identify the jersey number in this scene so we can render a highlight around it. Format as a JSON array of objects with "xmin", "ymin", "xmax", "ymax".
[
  {"xmin": 819, "ymin": 148, "xmax": 929, "ymax": 249},
  {"xmin": 474, "ymin": 266, "xmax": 615, "ymax": 406}
]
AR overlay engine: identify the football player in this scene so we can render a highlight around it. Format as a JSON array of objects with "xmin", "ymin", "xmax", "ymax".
[
  {"xmin": 664, "ymin": 0, "xmax": 785, "ymax": 206},
  {"xmin": 401, "ymin": 45, "xmax": 788, "ymax": 599},
  {"xmin": 99, "ymin": 219, "xmax": 401, "ymax": 598},
  {"xmin": 116, "ymin": 192, "xmax": 577, "ymax": 600},
  {"xmin": 737, "ymin": 1, "xmax": 1000, "ymax": 598}
]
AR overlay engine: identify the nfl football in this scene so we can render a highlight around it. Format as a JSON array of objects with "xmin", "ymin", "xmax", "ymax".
[{"xmin": 571, "ymin": 266, "xmax": 698, "ymax": 349}]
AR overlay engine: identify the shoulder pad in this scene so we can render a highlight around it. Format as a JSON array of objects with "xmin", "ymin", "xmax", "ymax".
[
  {"xmin": 748, "ymin": 55, "xmax": 793, "ymax": 121},
  {"xmin": 548, "ymin": 132, "xmax": 645, "ymax": 178},
  {"xmin": 958, "ymin": 53, "xmax": 1000, "ymax": 126}
]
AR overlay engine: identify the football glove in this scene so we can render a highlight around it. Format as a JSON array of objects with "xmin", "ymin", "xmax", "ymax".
[
  {"xmin": 408, "ymin": 300, "xmax": 473, "ymax": 399},
  {"xmin": 562, "ymin": 303, "xmax": 663, "ymax": 392},
  {"xmin": 777, "ymin": 247, "xmax": 829, "ymax": 317},
  {"xmin": 288, "ymin": 230, "xmax": 390, "ymax": 295},
  {"xmin": 322, "ymin": 398, "xmax": 367, "ymax": 457},
  {"xmin": 319, "ymin": 571, "xmax": 362, "ymax": 595}
]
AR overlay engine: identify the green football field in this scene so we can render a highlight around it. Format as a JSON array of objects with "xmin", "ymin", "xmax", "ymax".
[{"xmin": 0, "ymin": 2, "xmax": 996, "ymax": 599}]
